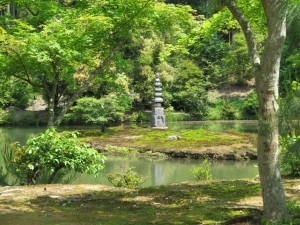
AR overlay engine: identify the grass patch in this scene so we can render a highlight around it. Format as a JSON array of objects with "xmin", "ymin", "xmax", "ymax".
[
  {"xmin": 1, "ymin": 179, "xmax": 299, "ymax": 224},
  {"xmin": 0, "ymin": 180, "xmax": 261, "ymax": 225}
]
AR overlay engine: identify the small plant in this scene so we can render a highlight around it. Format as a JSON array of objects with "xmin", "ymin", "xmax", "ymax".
[
  {"xmin": 221, "ymin": 99, "xmax": 237, "ymax": 120},
  {"xmin": 106, "ymin": 164, "xmax": 145, "ymax": 189},
  {"xmin": 280, "ymin": 135, "xmax": 300, "ymax": 177},
  {"xmin": 11, "ymin": 129, "xmax": 105, "ymax": 184},
  {"xmin": 242, "ymin": 91, "xmax": 258, "ymax": 119},
  {"xmin": 192, "ymin": 159, "xmax": 212, "ymax": 180}
]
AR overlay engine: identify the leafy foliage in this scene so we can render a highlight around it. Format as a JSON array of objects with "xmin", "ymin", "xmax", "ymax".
[
  {"xmin": 0, "ymin": 78, "xmax": 32, "ymax": 109},
  {"xmin": 172, "ymin": 86, "xmax": 209, "ymax": 119},
  {"xmin": 279, "ymin": 82, "xmax": 300, "ymax": 177},
  {"xmin": 242, "ymin": 91, "xmax": 258, "ymax": 119},
  {"xmin": 192, "ymin": 159, "xmax": 212, "ymax": 180},
  {"xmin": 280, "ymin": 135, "xmax": 300, "ymax": 177},
  {"xmin": 11, "ymin": 129, "xmax": 105, "ymax": 184},
  {"xmin": 221, "ymin": 99, "xmax": 237, "ymax": 120},
  {"xmin": 0, "ymin": 108, "xmax": 8, "ymax": 125},
  {"xmin": 106, "ymin": 164, "xmax": 145, "ymax": 189},
  {"xmin": 67, "ymin": 95, "xmax": 132, "ymax": 129}
]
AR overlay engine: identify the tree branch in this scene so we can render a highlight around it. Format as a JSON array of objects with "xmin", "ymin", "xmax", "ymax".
[
  {"xmin": 53, "ymin": 44, "xmax": 122, "ymax": 127},
  {"xmin": 7, "ymin": 49, "xmax": 43, "ymax": 88},
  {"xmin": 110, "ymin": 0, "xmax": 153, "ymax": 38},
  {"xmin": 223, "ymin": 0, "xmax": 260, "ymax": 67},
  {"xmin": 25, "ymin": 4, "xmax": 39, "ymax": 16}
]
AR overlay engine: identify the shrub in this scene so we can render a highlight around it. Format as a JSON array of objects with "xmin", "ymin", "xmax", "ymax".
[
  {"xmin": 242, "ymin": 91, "xmax": 258, "ymax": 119},
  {"xmin": 280, "ymin": 135, "xmax": 300, "ymax": 177},
  {"xmin": 0, "ymin": 80, "xmax": 31, "ymax": 110},
  {"xmin": 67, "ymin": 95, "xmax": 132, "ymax": 130},
  {"xmin": 192, "ymin": 159, "xmax": 212, "ymax": 180},
  {"xmin": 11, "ymin": 129, "xmax": 105, "ymax": 184},
  {"xmin": 126, "ymin": 111, "xmax": 150, "ymax": 123},
  {"xmin": 0, "ymin": 108, "xmax": 8, "ymax": 125},
  {"xmin": 172, "ymin": 86, "xmax": 209, "ymax": 119},
  {"xmin": 106, "ymin": 164, "xmax": 145, "ymax": 189},
  {"xmin": 221, "ymin": 100, "xmax": 237, "ymax": 120}
]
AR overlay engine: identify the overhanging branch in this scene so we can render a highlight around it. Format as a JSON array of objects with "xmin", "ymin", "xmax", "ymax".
[{"xmin": 223, "ymin": 0, "xmax": 260, "ymax": 67}]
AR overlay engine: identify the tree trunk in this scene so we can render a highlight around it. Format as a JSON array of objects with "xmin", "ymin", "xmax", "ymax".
[
  {"xmin": 48, "ymin": 97, "xmax": 56, "ymax": 128},
  {"xmin": 255, "ymin": 0, "xmax": 288, "ymax": 221},
  {"xmin": 224, "ymin": 0, "xmax": 288, "ymax": 222},
  {"xmin": 47, "ymin": 82, "xmax": 59, "ymax": 128},
  {"xmin": 256, "ymin": 70, "xmax": 287, "ymax": 221}
]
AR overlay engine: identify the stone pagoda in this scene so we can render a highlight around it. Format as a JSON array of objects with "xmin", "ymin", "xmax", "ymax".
[{"xmin": 151, "ymin": 72, "xmax": 168, "ymax": 129}]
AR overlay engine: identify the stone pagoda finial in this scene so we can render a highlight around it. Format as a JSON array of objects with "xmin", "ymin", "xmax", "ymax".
[{"xmin": 151, "ymin": 72, "xmax": 167, "ymax": 129}]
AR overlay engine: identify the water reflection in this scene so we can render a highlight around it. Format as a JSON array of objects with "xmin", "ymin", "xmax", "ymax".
[
  {"xmin": 0, "ymin": 122, "xmax": 259, "ymax": 187},
  {"xmin": 73, "ymin": 157, "xmax": 258, "ymax": 187}
]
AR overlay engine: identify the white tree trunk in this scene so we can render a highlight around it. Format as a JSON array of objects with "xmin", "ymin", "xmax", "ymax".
[
  {"xmin": 224, "ymin": 0, "xmax": 288, "ymax": 221},
  {"xmin": 256, "ymin": 0, "xmax": 288, "ymax": 220}
]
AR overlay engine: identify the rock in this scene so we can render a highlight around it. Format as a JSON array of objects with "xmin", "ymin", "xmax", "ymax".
[{"xmin": 166, "ymin": 135, "xmax": 182, "ymax": 140}]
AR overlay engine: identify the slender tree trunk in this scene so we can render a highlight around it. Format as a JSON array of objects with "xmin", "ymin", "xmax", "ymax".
[
  {"xmin": 256, "ymin": 69, "xmax": 287, "ymax": 221},
  {"xmin": 48, "ymin": 97, "xmax": 56, "ymax": 128},
  {"xmin": 224, "ymin": 0, "xmax": 288, "ymax": 222},
  {"xmin": 47, "ymin": 62, "xmax": 59, "ymax": 128},
  {"xmin": 255, "ymin": 0, "xmax": 288, "ymax": 221},
  {"xmin": 48, "ymin": 166, "xmax": 63, "ymax": 184}
]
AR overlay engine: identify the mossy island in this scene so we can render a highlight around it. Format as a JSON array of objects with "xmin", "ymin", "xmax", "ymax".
[{"xmin": 80, "ymin": 125, "xmax": 257, "ymax": 160}]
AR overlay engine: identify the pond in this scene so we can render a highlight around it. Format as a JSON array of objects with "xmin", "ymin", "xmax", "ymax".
[{"xmin": 0, "ymin": 121, "xmax": 259, "ymax": 187}]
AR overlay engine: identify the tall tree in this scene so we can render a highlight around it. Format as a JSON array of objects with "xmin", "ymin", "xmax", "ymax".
[
  {"xmin": 223, "ymin": 0, "xmax": 288, "ymax": 222},
  {"xmin": 0, "ymin": 0, "xmax": 162, "ymax": 127}
]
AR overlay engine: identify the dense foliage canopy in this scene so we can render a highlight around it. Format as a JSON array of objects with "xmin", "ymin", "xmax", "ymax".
[{"xmin": 0, "ymin": 0, "xmax": 299, "ymax": 126}]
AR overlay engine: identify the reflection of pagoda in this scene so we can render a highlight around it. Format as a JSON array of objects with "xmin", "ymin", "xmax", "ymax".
[{"xmin": 151, "ymin": 72, "xmax": 167, "ymax": 129}]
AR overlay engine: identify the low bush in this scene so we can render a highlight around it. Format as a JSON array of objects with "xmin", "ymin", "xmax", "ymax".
[
  {"xmin": 0, "ymin": 80, "xmax": 32, "ymax": 110},
  {"xmin": 106, "ymin": 164, "xmax": 145, "ymax": 189},
  {"xmin": 280, "ymin": 135, "xmax": 300, "ymax": 177},
  {"xmin": 172, "ymin": 86, "xmax": 209, "ymax": 119},
  {"xmin": 192, "ymin": 159, "xmax": 212, "ymax": 180},
  {"xmin": 242, "ymin": 91, "xmax": 258, "ymax": 119},
  {"xmin": 66, "ymin": 95, "xmax": 132, "ymax": 130},
  {"xmin": 221, "ymin": 100, "xmax": 237, "ymax": 120},
  {"xmin": 11, "ymin": 129, "xmax": 105, "ymax": 184},
  {"xmin": 0, "ymin": 108, "xmax": 8, "ymax": 125}
]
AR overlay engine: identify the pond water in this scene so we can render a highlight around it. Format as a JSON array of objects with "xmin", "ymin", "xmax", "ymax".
[{"xmin": 0, "ymin": 121, "xmax": 259, "ymax": 187}]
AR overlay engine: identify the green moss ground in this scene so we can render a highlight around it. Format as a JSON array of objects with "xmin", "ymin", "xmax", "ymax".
[
  {"xmin": 80, "ymin": 126, "xmax": 256, "ymax": 157},
  {"xmin": 0, "ymin": 179, "xmax": 299, "ymax": 225}
]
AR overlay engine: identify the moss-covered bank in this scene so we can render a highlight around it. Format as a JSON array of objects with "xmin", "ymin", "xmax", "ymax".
[
  {"xmin": 80, "ymin": 126, "xmax": 257, "ymax": 160},
  {"xmin": 0, "ymin": 179, "xmax": 299, "ymax": 225}
]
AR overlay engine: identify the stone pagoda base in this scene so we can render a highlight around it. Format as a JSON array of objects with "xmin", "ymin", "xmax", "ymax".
[{"xmin": 151, "ymin": 107, "xmax": 168, "ymax": 129}]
